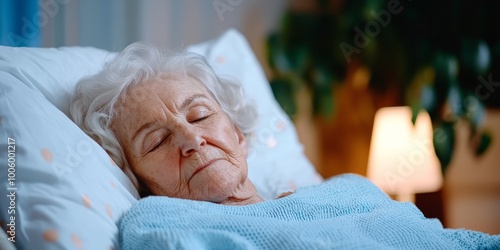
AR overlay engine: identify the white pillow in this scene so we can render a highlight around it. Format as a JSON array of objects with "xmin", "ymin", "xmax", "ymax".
[
  {"xmin": 0, "ymin": 29, "xmax": 322, "ymax": 249},
  {"xmin": 0, "ymin": 46, "xmax": 114, "ymax": 117},
  {"xmin": 0, "ymin": 74, "xmax": 139, "ymax": 249}
]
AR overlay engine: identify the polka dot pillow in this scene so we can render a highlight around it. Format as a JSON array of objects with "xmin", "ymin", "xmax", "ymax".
[
  {"xmin": 0, "ymin": 76, "xmax": 139, "ymax": 249},
  {"xmin": 0, "ymin": 29, "xmax": 322, "ymax": 249},
  {"xmin": 0, "ymin": 46, "xmax": 139, "ymax": 249}
]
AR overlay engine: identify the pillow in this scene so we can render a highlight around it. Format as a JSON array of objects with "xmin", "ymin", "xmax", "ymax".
[
  {"xmin": 0, "ymin": 29, "xmax": 322, "ymax": 249},
  {"xmin": 0, "ymin": 72, "xmax": 139, "ymax": 249}
]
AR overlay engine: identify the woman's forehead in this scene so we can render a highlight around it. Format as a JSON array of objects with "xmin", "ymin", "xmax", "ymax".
[
  {"xmin": 116, "ymin": 76, "xmax": 215, "ymax": 118},
  {"xmin": 125, "ymin": 75, "xmax": 205, "ymax": 102}
]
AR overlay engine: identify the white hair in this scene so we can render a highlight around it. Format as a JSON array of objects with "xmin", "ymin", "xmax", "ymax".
[{"xmin": 69, "ymin": 42, "xmax": 258, "ymax": 191}]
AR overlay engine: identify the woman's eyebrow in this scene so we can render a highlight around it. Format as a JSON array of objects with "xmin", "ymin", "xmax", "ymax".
[
  {"xmin": 181, "ymin": 93, "xmax": 208, "ymax": 109},
  {"xmin": 132, "ymin": 122, "xmax": 156, "ymax": 142}
]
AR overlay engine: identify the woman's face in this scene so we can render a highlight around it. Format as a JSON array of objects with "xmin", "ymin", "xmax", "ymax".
[{"xmin": 112, "ymin": 74, "xmax": 249, "ymax": 203}]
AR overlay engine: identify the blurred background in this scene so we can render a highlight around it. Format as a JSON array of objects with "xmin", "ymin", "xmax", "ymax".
[{"xmin": 1, "ymin": 0, "xmax": 499, "ymax": 234}]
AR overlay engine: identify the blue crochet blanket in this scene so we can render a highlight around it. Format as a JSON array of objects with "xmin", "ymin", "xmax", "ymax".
[{"xmin": 119, "ymin": 174, "xmax": 500, "ymax": 249}]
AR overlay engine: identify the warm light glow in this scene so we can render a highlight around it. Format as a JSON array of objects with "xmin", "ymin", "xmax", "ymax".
[{"xmin": 367, "ymin": 106, "xmax": 442, "ymax": 202}]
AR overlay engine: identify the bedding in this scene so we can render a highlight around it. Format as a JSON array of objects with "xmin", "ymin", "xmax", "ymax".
[
  {"xmin": 0, "ymin": 70, "xmax": 139, "ymax": 249},
  {"xmin": 0, "ymin": 29, "xmax": 322, "ymax": 249},
  {"xmin": 119, "ymin": 174, "xmax": 500, "ymax": 250}
]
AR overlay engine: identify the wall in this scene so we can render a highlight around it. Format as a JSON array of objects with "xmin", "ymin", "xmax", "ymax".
[{"xmin": 444, "ymin": 110, "xmax": 500, "ymax": 234}]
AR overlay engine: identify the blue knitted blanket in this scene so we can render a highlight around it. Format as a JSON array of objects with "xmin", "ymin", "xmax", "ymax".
[{"xmin": 119, "ymin": 174, "xmax": 500, "ymax": 249}]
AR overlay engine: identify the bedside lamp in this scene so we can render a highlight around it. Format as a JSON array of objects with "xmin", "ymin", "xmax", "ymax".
[{"xmin": 367, "ymin": 106, "xmax": 443, "ymax": 203}]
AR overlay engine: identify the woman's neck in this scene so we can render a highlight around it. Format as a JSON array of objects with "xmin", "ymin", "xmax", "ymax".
[{"xmin": 220, "ymin": 178, "xmax": 263, "ymax": 206}]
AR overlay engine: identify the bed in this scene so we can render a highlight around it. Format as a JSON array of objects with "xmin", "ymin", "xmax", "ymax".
[
  {"xmin": 0, "ymin": 30, "xmax": 498, "ymax": 250},
  {"xmin": 0, "ymin": 29, "xmax": 322, "ymax": 250}
]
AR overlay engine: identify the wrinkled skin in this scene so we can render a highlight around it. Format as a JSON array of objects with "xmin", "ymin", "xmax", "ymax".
[{"xmin": 111, "ymin": 74, "xmax": 262, "ymax": 205}]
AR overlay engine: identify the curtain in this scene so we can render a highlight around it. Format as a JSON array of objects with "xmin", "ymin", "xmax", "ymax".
[
  {"xmin": 39, "ymin": 0, "xmax": 287, "ymax": 52},
  {"xmin": 0, "ymin": 0, "xmax": 40, "ymax": 47}
]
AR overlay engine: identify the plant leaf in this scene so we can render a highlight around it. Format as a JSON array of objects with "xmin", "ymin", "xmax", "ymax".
[
  {"xmin": 312, "ymin": 85, "xmax": 334, "ymax": 118},
  {"xmin": 420, "ymin": 84, "xmax": 436, "ymax": 112},
  {"xmin": 433, "ymin": 122, "xmax": 455, "ymax": 173},
  {"xmin": 431, "ymin": 53, "xmax": 458, "ymax": 121},
  {"xmin": 411, "ymin": 104, "xmax": 420, "ymax": 125},
  {"xmin": 267, "ymin": 33, "xmax": 291, "ymax": 73},
  {"xmin": 463, "ymin": 94, "xmax": 486, "ymax": 130},
  {"xmin": 460, "ymin": 38, "xmax": 491, "ymax": 76},
  {"xmin": 446, "ymin": 82, "xmax": 463, "ymax": 120},
  {"xmin": 269, "ymin": 78, "xmax": 297, "ymax": 119},
  {"xmin": 474, "ymin": 130, "xmax": 492, "ymax": 156}
]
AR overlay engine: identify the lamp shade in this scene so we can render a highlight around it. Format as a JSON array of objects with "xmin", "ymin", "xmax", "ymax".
[{"xmin": 367, "ymin": 106, "xmax": 442, "ymax": 199}]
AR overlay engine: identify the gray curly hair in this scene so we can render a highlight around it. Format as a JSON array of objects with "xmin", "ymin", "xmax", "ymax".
[{"xmin": 69, "ymin": 42, "xmax": 257, "ymax": 191}]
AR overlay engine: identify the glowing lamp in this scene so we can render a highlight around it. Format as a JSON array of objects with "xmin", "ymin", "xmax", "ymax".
[{"xmin": 367, "ymin": 106, "xmax": 443, "ymax": 202}]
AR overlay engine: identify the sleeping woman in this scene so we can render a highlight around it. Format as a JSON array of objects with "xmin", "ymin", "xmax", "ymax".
[
  {"xmin": 70, "ymin": 43, "xmax": 500, "ymax": 250},
  {"xmin": 70, "ymin": 42, "xmax": 264, "ymax": 205}
]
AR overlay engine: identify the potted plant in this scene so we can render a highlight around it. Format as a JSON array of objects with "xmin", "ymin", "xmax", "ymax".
[{"xmin": 266, "ymin": 0, "xmax": 500, "ymax": 172}]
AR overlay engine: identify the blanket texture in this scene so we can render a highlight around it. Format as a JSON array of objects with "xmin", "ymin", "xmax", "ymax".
[{"xmin": 119, "ymin": 174, "xmax": 500, "ymax": 249}]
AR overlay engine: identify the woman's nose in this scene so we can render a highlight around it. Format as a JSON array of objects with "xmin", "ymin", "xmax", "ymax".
[{"xmin": 175, "ymin": 126, "xmax": 206, "ymax": 156}]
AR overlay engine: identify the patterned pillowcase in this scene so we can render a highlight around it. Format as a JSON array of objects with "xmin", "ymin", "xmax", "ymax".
[{"xmin": 0, "ymin": 77, "xmax": 138, "ymax": 249}]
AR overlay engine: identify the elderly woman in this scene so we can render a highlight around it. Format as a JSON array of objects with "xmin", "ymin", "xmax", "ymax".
[
  {"xmin": 70, "ymin": 42, "xmax": 263, "ymax": 205},
  {"xmin": 69, "ymin": 42, "xmax": 500, "ymax": 250}
]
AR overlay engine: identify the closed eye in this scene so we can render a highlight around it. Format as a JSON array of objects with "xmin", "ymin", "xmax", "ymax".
[
  {"xmin": 149, "ymin": 134, "xmax": 170, "ymax": 153},
  {"xmin": 190, "ymin": 115, "xmax": 210, "ymax": 123}
]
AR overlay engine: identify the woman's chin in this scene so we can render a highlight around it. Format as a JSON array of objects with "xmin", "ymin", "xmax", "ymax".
[{"xmin": 190, "ymin": 166, "xmax": 242, "ymax": 202}]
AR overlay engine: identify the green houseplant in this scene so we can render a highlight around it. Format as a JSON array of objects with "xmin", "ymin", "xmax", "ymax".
[{"xmin": 267, "ymin": 0, "xmax": 500, "ymax": 172}]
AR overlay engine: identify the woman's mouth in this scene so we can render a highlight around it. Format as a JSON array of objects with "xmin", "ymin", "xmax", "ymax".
[{"xmin": 189, "ymin": 158, "xmax": 221, "ymax": 181}]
